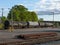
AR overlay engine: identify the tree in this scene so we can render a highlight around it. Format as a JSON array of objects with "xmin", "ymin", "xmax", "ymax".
[
  {"xmin": 7, "ymin": 5, "xmax": 38, "ymax": 22},
  {"xmin": 1, "ymin": 16, "xmax": 7, "ymax": 22},
  {"xmin": 38, "ymin": 18, "xmax": 44, "ymax": 22},
  {"xmin": 7, "ymin": 5, "xmax": 28, "ymax": 21},
  {"xmin": 30, "ymin": 12, "xmax": 38, "ymax": 21}
]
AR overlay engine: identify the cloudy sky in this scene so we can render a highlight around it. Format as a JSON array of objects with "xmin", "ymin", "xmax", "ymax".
[
  {"xmin": 34, "ymin": 0, "xmax": 60, "ymax": 11},
  {"xmin": 0, "ymin": 0, "xmax": 60, "ymax": 11},
  {"xmin": 0, "ymin": 0, "xmax": 60, "ymax": 21}
]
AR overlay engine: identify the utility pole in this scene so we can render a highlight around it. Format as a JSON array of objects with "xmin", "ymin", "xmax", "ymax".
[
  {"xmin": 8, "ymin": 8, "xmax": 14, "ymax": 32},
  {"xmin": 53, "ymin": 12, "xmax": 54, "ymax": 28},
  {"xmin": 1, "ymin": 8, "xmax": 4, "ymax": 23},
  {"xmin": 1, "ymin": 8, "xmax": 4, "ymax": 17}
]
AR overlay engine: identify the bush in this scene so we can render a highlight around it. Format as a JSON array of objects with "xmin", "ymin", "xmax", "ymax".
[{"xmin": 0, "ymin": 23, "xmax": 4, "ymax": 30}]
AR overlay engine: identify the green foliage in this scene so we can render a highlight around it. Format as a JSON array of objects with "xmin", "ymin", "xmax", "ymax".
[
  {"xmin": 30, "ymin": 12, "xmax": 38, "ymax": 21},
  {"xmin": 1, "ymin": 16, "xmax": 7, "ymax": 22},
  {"xmin": 38, "ymin": 18, "xmax": 44, "ymax": 22},
  {"xmin": 7, "ymin": 5, "xmax": 38, "ymax": 22}
]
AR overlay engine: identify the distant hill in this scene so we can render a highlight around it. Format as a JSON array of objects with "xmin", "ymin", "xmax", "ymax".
[{"xmin": 36, "ymin": 9, "xmax": 60, "ymax": 15}]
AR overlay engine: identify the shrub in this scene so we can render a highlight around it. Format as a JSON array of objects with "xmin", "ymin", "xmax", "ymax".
[{"xmin": 0, "ymin": 23, "xmax": 4, "ymax": 30}]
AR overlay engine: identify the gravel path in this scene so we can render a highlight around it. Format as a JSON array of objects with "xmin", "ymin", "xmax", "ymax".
[
  {"xmin": 0, "ymin": 28, "xmax": 60, "ymax": 45},
  {"xmin": 0, "ymin": 28, "xmax": 60, "ymax": 39}
]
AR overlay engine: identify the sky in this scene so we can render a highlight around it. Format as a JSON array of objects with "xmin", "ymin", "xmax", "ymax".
[{"xmin": 0, "ymin": 0, "xmax": 60, "ymax": 21}]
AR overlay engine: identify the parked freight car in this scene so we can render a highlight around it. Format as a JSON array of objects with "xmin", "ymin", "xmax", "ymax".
[
  {"xmin": 45, "ymin": 23, "xmax": 53, "ymax": 27},
  {"xmin": 38, "ymin": 22, "xmax": 45, "ymax": 27},
  {"xmin": 9, "ymin": 21, "xmax": 19, "ymax": 29},
  {"xmin": 28, "ymin": 21, "xmax": 39, "ymax": 28},
  {"xmin": 4, "ymin": 20, "xmax": 10, "ymax": 29},
  {"xmin": 18, "ymin": 22, "xmax": 27, "ymax": 28},
  {"xmin": 38, "ymin": 22, "xmax": 53, "ymax": 28},
  {"xmin": 4, "ymin": 21, "xmax": 54, "ymax": 29},
  {"xmin": 9, "ymin": 21, "xmax": 27, "ymax": 29}
]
